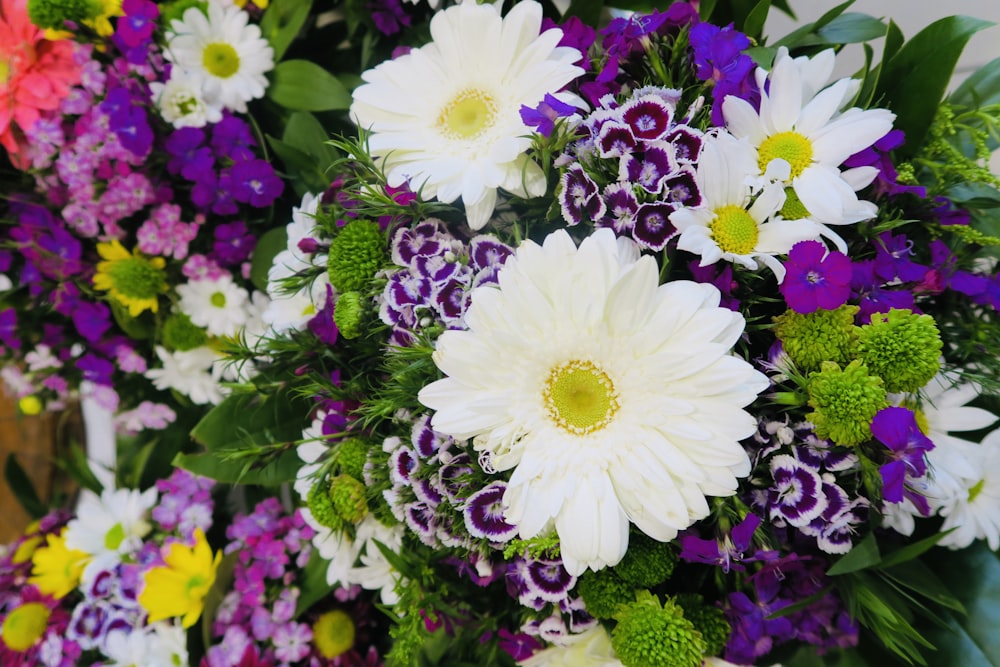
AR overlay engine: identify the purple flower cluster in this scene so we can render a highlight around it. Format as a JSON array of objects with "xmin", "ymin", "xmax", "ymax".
[
  {"xmin": 151, "ymin": 468, "xmax": 216, "ymax": 541},
  {"xmin": 559, "ymin": 87, "xmax": 703, "ymax": 251},
  {"xmin": 379, "ymin": 221, "xmax": 513, "ymax": 346},
  {"xmin": 780, "ymin": 240, "xmax": 852, "ymax": 314},
  {"xmin": 66, "ymin": 558, "xmax": 147, "ymax": 655},
  {"xmin": 689, "ymin": 22, "xmax": 760, "ymax": 126}
]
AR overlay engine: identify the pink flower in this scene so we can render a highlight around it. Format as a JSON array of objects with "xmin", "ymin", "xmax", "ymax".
[{"xmin": 0, "ymin": 0, "xmax": 82, "ymax": 166}]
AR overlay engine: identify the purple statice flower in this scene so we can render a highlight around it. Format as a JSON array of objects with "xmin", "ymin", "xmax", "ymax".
[
  {"xmin": 871, "ymin": 407, "xmax": 934, "ymax": 505},
  {"xmin": 520, "ymin": 93, "xmax": 579, "ymax": 137},
  {"xmin": 679, "ymin": 513, "xmax": 769, "ymax": 573},
  {"xmin": 780, "ymin": 240, "xmax": 852, "ymax": 313},
  {"xmin": 72, "ymin": 301, "xmax": 112, "ymax": 344},
  {"xmin": 368, "ymin": 0, "xmax": 410, "ymax": 35},
  {"xmin": 850, "ymin": 260, "xmax": 915, "ymax": 323},
  {"xmin": 559, "ymin": 164, "xmax": 605, "ymax": 225},
  {"xmin": 873, "ymin": 232, "xmax": 928, "ymax": 283},
  {"xmin": 213, "ymin": 221, "xmax": 257, "ymax": 266},
  {"xmin": 689, "ymin": 22, "xmax": 759, "ymax": 126},
  {"xmin": 229, "ymin": 159, "xmax": 284, "ymax": 208},
  {"xmin": 153, "ymin": 468, "xmax": 215, "ymax": 537}
]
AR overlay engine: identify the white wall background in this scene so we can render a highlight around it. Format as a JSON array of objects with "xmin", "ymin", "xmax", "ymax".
[{"xmin": 764, "ymin": 1, "xmax": 1000, "ymax": 87}]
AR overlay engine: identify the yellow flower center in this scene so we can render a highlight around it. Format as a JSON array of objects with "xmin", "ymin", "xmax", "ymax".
[
  {"xmin": 210, "ymin": 292, "xmax": 227, "ymax": 308},
  {"xmin": 437, "ymin": 89, "xmax": 498, "ymax": 140},
  {"xmin": 104, "ymin": 523, "xmax": 126, "ymax": 551},
  {"xmin": 202, "ymin": 42, "xmax": 240, "ymax": 78},
  {"xmin": 1, "ymin": 602, "xmax": 50, "ymax": 652},
  {"xmin": 313, "ymin": 609, "xmax": 355, "ymax": 659},
  {"xmin": 969, "ymin": 478, "xmax": 986, "ymax": 503},
  {"xmin": 18, "ymin": 396, "xmax": 43, "ymax": 416},
  {"xmin": 543, "ymin": 360, "xmax": 619, "ymax": 435},
  {"xmin": 780, "ymin": 186, "xmax": 811, "ymax": 220},
  {"xmin": 758, "ymin": 131, "xmax": 813, "ymax": 179},
  {"xmin": 710, "ymin": 205, "xmax": 759, "ymax": 255}
]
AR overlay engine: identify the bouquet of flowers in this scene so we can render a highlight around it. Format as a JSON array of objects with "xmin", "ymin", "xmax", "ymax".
[{"xmin": 188, "ymin": 1, "xmax": 1000, "ymax": 666}]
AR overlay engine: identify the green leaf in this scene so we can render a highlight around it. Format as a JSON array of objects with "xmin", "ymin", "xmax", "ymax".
[
  {"xmin": 295, "ymin": 549, "xmax": 336, "ymax": 616},
  {"xmin": 4, "ymin": 454, "xmax": 47, "ymax": 518},
  {"xmin": 876, "ymin": 16, "xmax": 995, "ymax": 156},
  {"xmin": 828, "ymin": 533, "xmax": 882, "ymax": 575},
  {"xmin": 878, "ymin": 530, "xmax": 952, "ymax": 569},
  {"xmin": 564, "ymin": 0, "xmax": 603, "ymax": 28},
  {"xmin": 772, "ymin": 0, "xmax": 853, "ymax": 47},
  {"xmin": 249, "ymin": 227, "xmax": 287, "ymax": 293},
  {"xmin": 201, "ymin": 551, "xmax": 240, "ymax": 649},
  {"xmin": 816, "ymin": 13, "xmax": 886, "ymax": 45},
  {"xmin": 743, "ymin": 0, "xmax": 771, "ymax": 43},
  {"xmin": 267, "ymin": 60, "xmax": 352, "ymax": 111},
  {"xmin": 921, "ymin": 543, "xmax": 1000, "ymax": 666},
  {"xmin": 267, "ymin": 134, "xmax": 332, "ymax": 194},
  {"xmin": 260, "ymin": 0, "xmax": 313, "ymax": 61},
  {"xmin": 949, "ymin": 182, "xmax": 1000, "ymax": 209},
  {"xmin": 109, "ymin": 299, "xmax": 154, "ymax": 340},
  {"xmin": 283, "ymin": 111, "xmax": 339, "ymax": 166},
  {"xmin": 881, "ymin": 560, "xmax": 964, "ymax": 614},
  {"xmin": 950, "ymin": 56, "xmax": 1000, "ymax": 109},
  {"xmin": 192, "ymin": 390, "xmax": 310, "ymax": 452},
  {"xmin": 52, "ymin": 439, "xmax": 104, "ymax": 494},
  {"xmin": 172, "ymin": 447, "xmax": 301, "ymax": 485}
]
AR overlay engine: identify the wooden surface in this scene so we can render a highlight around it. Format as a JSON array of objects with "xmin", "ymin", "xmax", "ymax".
[{"xmin": 0, "ymin": 392, "xmax": 78, "ymax": 544}]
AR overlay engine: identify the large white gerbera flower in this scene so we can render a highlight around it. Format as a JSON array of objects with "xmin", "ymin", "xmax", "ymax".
[
  {"xmin": 671, "ymin": 131, "xmax": 823, "ymax": 282},
  {"xmin": 722, "ymin": 47, "xmax": 895, "ymax": 243},
  {"xmin": 350, "ymin": 1, "xmax": 583, "ymax": 230},
  {"xmin": 418, "ymin": 229, "xmax": 768, "ymax": 575},
  {"xmin": 165, "ymin": 3, "xmax": 274, "ymax": 114}
]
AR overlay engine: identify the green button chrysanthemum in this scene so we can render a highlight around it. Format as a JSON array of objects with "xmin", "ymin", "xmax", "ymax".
[
  {"xmin": 858, "ymin": 309, "xmax": 943, "ymax": 393},
  {"xmin": 613, "ymin": 533, "xmax": 677, "ymax": 588},
  {"xmin": 327, "ymin": 220, "xmax": 386, "ymax": 293},
  {"xmin": 675, "ymin": 594, "xmax": 731, "ymax": 657},
  {"xmin": 306, "ymin": 479, "xmax": 344, "ymax": 531},
  {"xmin": 27, "ymin": 0, "xmax": 101, "ymax": 29},
  {"xmin": 577, "ymin": 568, "xmax": 634, "ymax": 620},
  {"xmin": 611, "ymin": 593, "xmax": 706, "ymax": 667},
  {"xmin": 162, "ymin": 313, "xmax": 209, "ymax": 351},
  {"xmin": 773, "ymin": 305, "xmax": 860, "ymax": 372},
  {"xmin": 807, "ymin": 359, "xmax": 887, "ymax": 446},
  {"xmin": 333, "ymin": 291, "xmax": 366, "ymax": 340},
  {"xmin": 328, "ymin": 474, "xmax": 368, "ymax": 523}
]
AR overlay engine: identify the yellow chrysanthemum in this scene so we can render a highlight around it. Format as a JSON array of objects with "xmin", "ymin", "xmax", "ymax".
[
  {"xmin": 29, "ymin": 530, "xmax": 90, "ymax": 599},
  {"xmin": 138, "ymin": 529, "xmax": 221, "ymax": 629},
  {"xmin": 93, "ymin": 240, "xmax": 167, "ymax": 317}
]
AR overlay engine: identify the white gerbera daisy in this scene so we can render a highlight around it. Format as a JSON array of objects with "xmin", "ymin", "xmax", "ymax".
[
  {"xmin": 177, "ymin": 274, "xmax": 250, "ymax": 337},
  {"xmin": 722, "ymin": 47, "xmax": 895, "ymax": 242},
  {"xmin": 350, "ymin": 1, "xmax": 583, "ymax": 230},
  {"xmin": 418, "ymin": 229, "xmax": 769, "ymax": 575},
  {"xmin": 149, "ymin": 69, "xmax": 223, "ymax": 129},
  {"xmin": 165, "ymin": 3, "xmax": 274, "ymax": 114},
  {"xmin": 64, "ymin": 486, "xmax": 157, "ymax": 558},
  {"xmin": 671, "ymin": 131, "xmax": 823, "ymax": 283},
  {"xmin": 145, "ymin": 346, "xmax": 226, "ymax": 405},
  {"xmin": 938, "ymin": 428, "xmax": 1000, "ymax": 550}
]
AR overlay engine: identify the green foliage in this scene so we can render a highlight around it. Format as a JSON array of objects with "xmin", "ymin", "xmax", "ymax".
[
  {"xmin": 248, "ymin": 226, "xmax": 288, "ymax": 293},
  {"xmin": 267, "ymin": 60, "xmax": 352, "ymax": 112},
  {"xmin": 3, "ymin": 454, "xmax": 47, "ymax": 519},
  {"xmin": 259, "ymin": 0, "xmax": 313, "ymax": 62}
]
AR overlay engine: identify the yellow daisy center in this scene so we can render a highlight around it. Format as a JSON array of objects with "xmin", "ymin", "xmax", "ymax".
[
  {"xmin": 437, "ymin": 89, "xmax": 498, "ymax": 140},
  {"xmin": 543, "ymin": 360, "xmax": 620, "ymax": 435},
  {"xmin": 312, "ymin": 609, "xmax": 355, "ymax": 659},
  {"xmin": 758, "ymin": 131, "xmax": 813, "ymax": 179},
  {"xmin": 203, "ymin": 42, "xmax": 240, "ymax": 79},
  {"xmin": 1, "ymin": 602, "xmax": 50, "ymax": 652},
  {"xmin": 18, "ymin": 396, "xmax": 43, "ymax": 416},
  {"xmin": 210, "ymin": 291, "xmax": 227, "ymax": 308},
  {"xmin": 104, "ymin": 523, "xmax": 126, "ymax": 551},
  {"xmin": 710, "ymin": 205, "xmax": 759, "ymax": 255}
]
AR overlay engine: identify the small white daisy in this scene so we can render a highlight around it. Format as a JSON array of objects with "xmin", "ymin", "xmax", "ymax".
[
  {"xmin": 177, "ymin": 274, "xmax": 250, "ymax": 338},
  {"xmin": 165, "ymin": 3, "xmax": 274, "ymax": 114},
  {"xmin": 519, "ymin": 626, "xmax": 622, "ymax": 667},
  {"xmin": 350, "ymin": 0, "xmax": 583, "ymax": 230},
  {"xmin": 419, "ymin": 229, "xmax": 769, "ymax": 575},
  {"xmin": 145, "ymin": 345, "xmax": 227, "ymax": 406},
  {"xmin": 722, "ymin": 47, "xmax": 895, "ymax": 243},
  {"xmin": 937, "ymin": 428, "xmax": 1000, "ymax": 550},
  {"xmin": 671, "ymin": 131, "xmax": 823, "ymax": 283},
  {"xmin": 150, "ymin": 69, "xmax": 223, "ymax": 129},
  {"xmin": 64, "ymin": 486, "xmax": 158, "ymax": 559}
]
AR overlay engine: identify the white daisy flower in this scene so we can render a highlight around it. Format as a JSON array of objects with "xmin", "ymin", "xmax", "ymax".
[
  {"xmin": 671, "ymin": 131, "xmax": 823, "ymax": 283},
  {"xmin": 418, "ymin": 229, "xmax": 769, "ymax": 575},
  {"xmin": 103, "ymin": 623, "xmax": 187, "ymax": 667},
  {"xmin": 350, "ymin": 0, "xmax": 583, "ymax": 230},
  {"xmin": 165, "ymin": 3, "xmax": 274, "ymax": 114},
  {"xmin": 722, "ymin": 47, "xmax": 895, "ymax": 245},
  {"xmin": 145, "ymin": 345, "xmax": 227, "ymax": 405},
  {"xmin": 177, "ymin": 274, "xmax": 250, "ymax": 338},
  {"xmin": 64, "ymin": 486, "xmax": 158, "ymax": 559},
  {"xmin": 150, "ymin": 69, "xmax": 223, "ymax": 129},
  {"xmin": 519, "ymin": 626, "xmax": 622, "ymax": 667},
  {"xmin": 938, "ymin": 428, "xmax": 1000, "ymax": 550}
]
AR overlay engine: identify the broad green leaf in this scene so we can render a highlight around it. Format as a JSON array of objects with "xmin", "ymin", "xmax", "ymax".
[
  {"xmin": 876, "ymin": 16, "xmax": 994, "ymax": 156},
  {"xmin": 249, "ymin": 227, "xmax": 287, "ymax": 292},
  {"xmin": 267, "ymin": 60, "xmax": 352, "ymax": 111},
  {"xmin": 172, "ymin": 447, "xmax": 301, "ymax": 485},
  {"xmin": 260, "ymin": 0, "xmax": 313, "ymax": 61},
  {"xmin": 4, "ymin": 454, "xmax": 47, "ymax": 518},
  {"xmin": 877, "ymin": 530, "xmax": 951, "ymax": 569},
  {"xmin": 699, "ymin": 0, "xmax": 717, "ymax": 21},
  {"xmin": 771, "ymin": 0, "xmax": 852, "ymax": 48},
  {"xmin": 295, "ymin": 549, "xmax": 336, "ymax": 616},
  {"xmin": 284, "ymin": 111, "xmax": 339, "ymax": 166},
  {"xmin": 828, "ymin": 533, "xmax": 882, "ymax": 575},
  {"xmin": 950, "ymin": 56, "xmax": 1000, "ymax": 109},
  {"xmin": 191, "ymin": 390, "xmax": 311, "ymax": 453},
  {"xmin": 109, "ymin": 300, "xmax": 153, "ymax": 340},
  {"xmin": 267, "ymin": 135, "xmax": 332, "ymax": 194},
  {"xmin": 881, "ymin": 560, "xmax": 964, "ymax": 614},
  {"xmin": 882, "ymin": 20, "xmax": 905, "ymax": 65},
  {"xmin": 565, "ymin": 0, "xmax": 603, "ymax": 28},
  {"xmin": 743, "ymin": 0, "xmax": 772, "ymax": 42},
  {"xmin": 816, "ymin": 13, "xmax": 886, "ymax": 45}
]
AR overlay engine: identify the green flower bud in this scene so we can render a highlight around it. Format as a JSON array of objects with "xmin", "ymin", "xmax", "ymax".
[
  {"xmin": 327, "ymin": 220, "xmax": 385, "ymax": 293},
  {"xmin": 773, "ymin": 305, "xmax": 860, "ymax": 373},
  {"xmin": 611, "ymin": 593, "xmax": 706, "ymax": 667},
  {"xmin": 807, "ymin": 359, "xmax": 887, "ymax": 446},
  {"xmin": 857, "ymin": 309, "xmax": 942, "ymax": 393},
  {"xmin": 577, "ymin": 568, "xmax": 634, "ymax": 619},
  {"xmin": 162, "ymin": 312, "xmax": 208, "ymax": 351},
  {"xmin": 337, "ymin": 438, "xmax": 370, "ymax": 481},
  {"xmin": 675, "ymin": 594, "xmax": 730, "ymax": 657},
  {"xmin": 329, "ymin": 474, "xmax": 368, "ymax": 524},
  {"xmin": 306, "ymin": 479, "xmax": 344, "ymax": 531},
  {"xmin": 614, "ymin": 533, "xmax": 676, "ymax": 588}
]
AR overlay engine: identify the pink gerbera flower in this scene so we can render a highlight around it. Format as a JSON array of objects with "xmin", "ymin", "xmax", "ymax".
[{"xmin": 0, "ymin": 0, "xmax": 82, "ymax": 166}]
